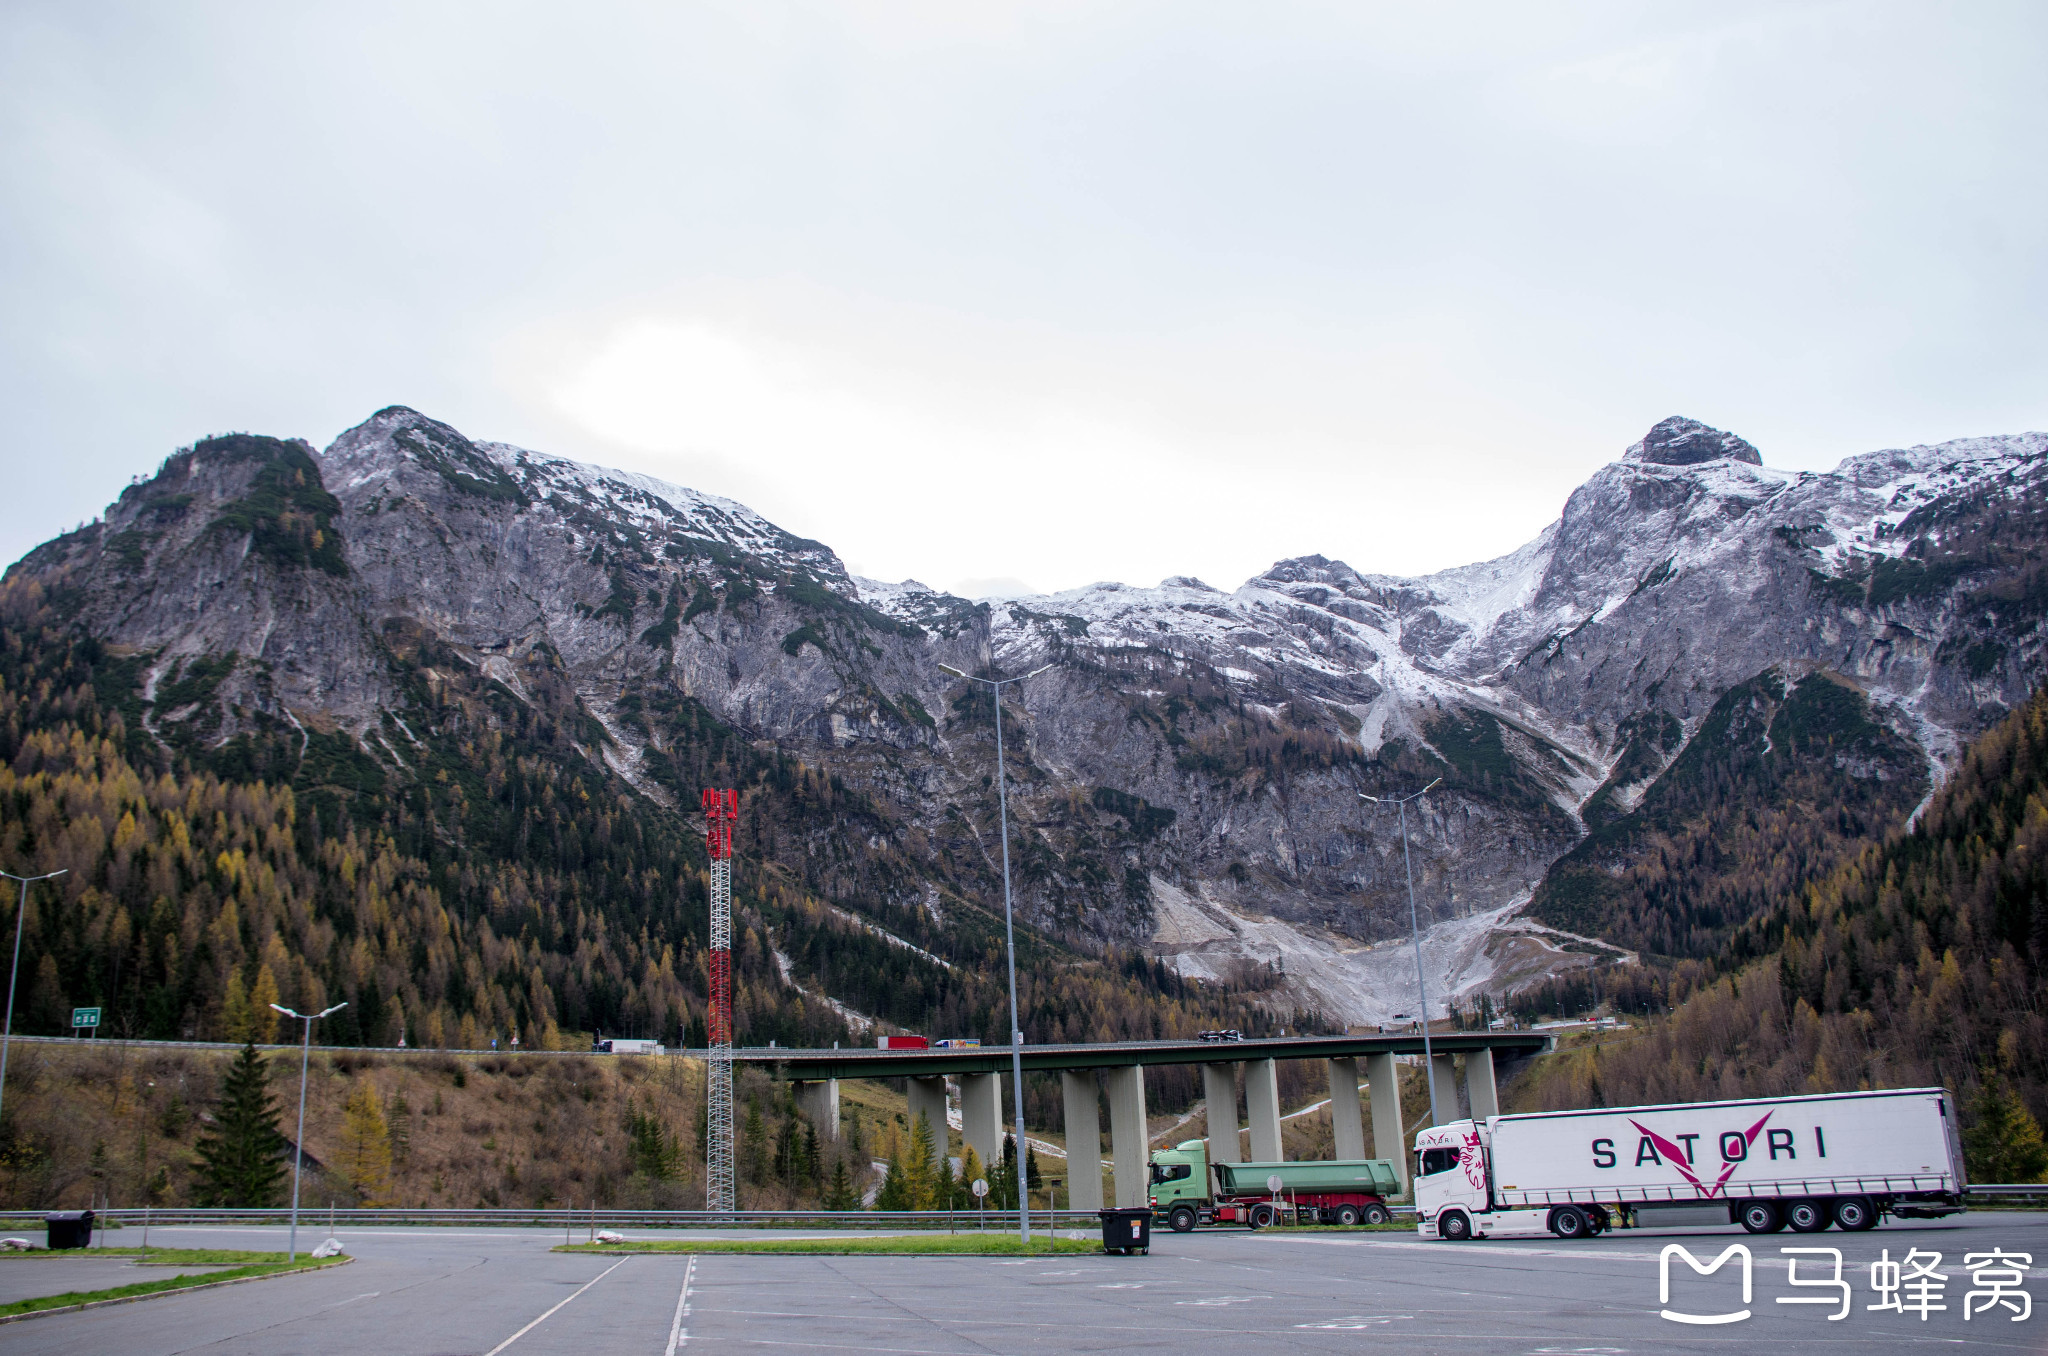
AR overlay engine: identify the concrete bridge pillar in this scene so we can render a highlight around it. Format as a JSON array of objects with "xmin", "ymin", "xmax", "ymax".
[
  {"xmin": 958, "ymin": 1072, "xmax": 1003, "ymax": 1170},
  {"xmin": 1105, "ymin": 1065, "xmax": 1150, "ymax": 1208},
  {"xmin": 1061, "ymin": 1071, "xmax": 1104, "ymax": 1211},
  {"xmin": 1430, "ymin": 1053, "xmax": 1461, "ymax": 1125},
  {"xmin": 795, "ymin": 1079, "xmax": 839, "ymax": 1139},
  {"xmin": 907, "ymin": 1076, "xmax": 948, "ymax": 1168},
  {"xmin": 1465, "ymin": 1049, "xmax": 1500, "ymax": 1121},
  {"xmin": 1244, "ymin": 1058, "xmax": 1283, "ymax": 1163},
  {"xmin": 1326, "ymin": 1058, "xmax": 1366, "ymax": 1161},
  {"xmin": 1201, "ymin": 1063, "xmax": 1240, "ymax": 1163},
  {"xmin": 1364, "ymin": 1052, "xmax": 1408, "ymax": 1195}
]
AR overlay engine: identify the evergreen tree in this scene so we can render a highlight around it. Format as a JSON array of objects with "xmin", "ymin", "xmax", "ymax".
[
  {"xmin": 339, "ymin": 1082, "xmax": 394, "ymax": 1206},
  {"xmin": 1966, "ymin": 1079, "xmax": 2048, "ymax": 1184},
  {"xmin": 958, "ymin": 1145, "xmax": 987, "ymax": 1208},
  {"xmin": 742, "ymin": 1097, "xmax": 768, "ymax": 1185},
  {"xmin": 804, "ymin": 1122, "xmax": 823, "ymax": 1189},
  {"xmin": 934, "ymin": 1144, "xmax": 957, "ymax": 1211},
  {"xmin": 823, "ymin": 1156, "xmax": 857, "ymax": 1211},
  {"xmin": 193, "ymin": 1042, "xmax": 287, "ymax": 1207},
  {"xmin": 903, "ymin": 1112, "xmax": 938, "ymax": 1209},
  {"xmin": 872, "ymin": 1143, "xmax": 908, "ymax": 1210}
]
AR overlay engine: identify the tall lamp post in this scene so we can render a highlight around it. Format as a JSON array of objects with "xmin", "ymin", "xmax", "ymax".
[
  {"xmin": 940, "ymin": 660, "xmax": 1052, "ymax": 1243},
  {"xmin": 271, "ymin": 1002, "xmax": 346, "ymax": 1261},
  {"xmin": 0, "ymin": 868, "xmax": 68, "ymax": 1132},
  {"xmin": 1361, "ymin": 779, "xmax": 1443, "ymax": 1130}
]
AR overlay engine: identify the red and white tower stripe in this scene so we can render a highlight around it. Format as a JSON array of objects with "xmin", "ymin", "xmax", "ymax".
[{"xmin": 703, "ymin": 787, "xmax": 737, "ymax": 1213}]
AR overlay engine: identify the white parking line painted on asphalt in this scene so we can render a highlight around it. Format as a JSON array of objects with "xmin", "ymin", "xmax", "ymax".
[
  {"xmin": 483, "ymin": 1256, "xmax": 630, "ymax": 1355},
  {"xmin": 665, "ymin": 1254, "xmax": 695, "ymax": 1355}
]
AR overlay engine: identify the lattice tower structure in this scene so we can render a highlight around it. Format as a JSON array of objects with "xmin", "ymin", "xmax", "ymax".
[{"xmin": 703, "ymin": 787, "xmax": 738, "ymax": 1214}]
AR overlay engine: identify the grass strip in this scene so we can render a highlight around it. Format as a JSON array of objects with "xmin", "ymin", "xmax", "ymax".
[
  {"xmin": 0, "ymin": 1256, "xmax": 347, "ymax": 1321},
  {"xmin": 558, "ymin": 1235, "xmax": 1104, "ymax": 1256},
  {"xmin": 0, "ymin": 1248, "xmax": 300, "ymax": 1266}
]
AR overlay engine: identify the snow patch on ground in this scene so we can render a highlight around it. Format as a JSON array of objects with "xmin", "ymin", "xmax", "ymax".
[{"xmin": 829, "ymin": 906, "xmax": 956, "ymax": 971}]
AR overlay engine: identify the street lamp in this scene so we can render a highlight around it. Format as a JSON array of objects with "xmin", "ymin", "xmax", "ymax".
[
  {"xmin": 271, "ymin": 1002, "xmax": 346, "ymax": 1261},
  {"xmin": 0, "ymin": 868, "xmax": 68, "ymax": 1132},
  {"xmin": 939, "ymin": 659, "xmax": 1053, "ymax": 1243},
  {"xmin": 1361, "ymin": 778, "xmax": 1442, "ymax": 1130}
]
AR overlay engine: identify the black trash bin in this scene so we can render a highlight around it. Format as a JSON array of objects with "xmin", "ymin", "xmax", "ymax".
[
  {"xmin": 44, "ymin": 1210, "xmax": 94, "ymax": 1250},
  {"xmin": 1098, "ymin": 1207, "xmax": 1151, "ymax": 1255}
]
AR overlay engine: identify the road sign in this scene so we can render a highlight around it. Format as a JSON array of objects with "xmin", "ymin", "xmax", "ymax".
[
  {"xmin": 1267, "ymin": 1174, "xmax": 1284, "ymax": 1193},
  {"xmin": 972, "ymin": 1178, "xmax": 989, "ymax": 1198},
  {"xmin": 71, "ymin": 1007, "xmax": 101, "ymax": 1037}
]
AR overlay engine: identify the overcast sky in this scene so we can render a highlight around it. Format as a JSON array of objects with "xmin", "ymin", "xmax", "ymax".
[{"xmin": 3, "ymin": 3, "xmax": 2042, "ymax": 597}]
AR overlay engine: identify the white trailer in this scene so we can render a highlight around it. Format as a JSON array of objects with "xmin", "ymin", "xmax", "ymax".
[{"xmin": 1414, "ymin": 1087, "xmax": 1966, "ymax": 1241}]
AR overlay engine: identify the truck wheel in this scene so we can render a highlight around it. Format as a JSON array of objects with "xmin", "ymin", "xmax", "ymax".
[
  {"xmin": 1250, "ymin": 1204, "xmax": 1278, "ymax": 1230},
  {"xmin": 1334, "ymin": 1205, "xmax": 1362, "ymax": 1227},
  {"xmin": 1786, "ymin": 1199, "xmax": 1830, "ymax": 1233},
  {"xmin": 1833, "ymin": 1197, "xmax": 1876, "ymax": 1232},
  {"xmin": 1738, "ymin": 1201, "xmax": 1783, "ymax": 1234},
  {"xmin": 1364, "ymin": 1204, "xmax": 1392, "ymax": 1225},
  {"xmin": 1170, "ymin": 1206, "xmax": 1198, "ymax": 1233},
  {"xmin": 1549, "ymin": 1206, "xmax": 1591, "ymax": 1239},
  {"xmin": 1439, "ymin": 1210, "xmax": 1473, "ymax": 1241}
]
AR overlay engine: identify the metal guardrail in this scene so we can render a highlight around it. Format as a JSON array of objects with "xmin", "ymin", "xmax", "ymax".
[
  {"xmin": 0, "ymin": 1207, "xmax": 1114, "ymax": 1230},
  {"xmin": 1967, "ymin": 1185, "xmax": 2048, "ymax": 1200}
]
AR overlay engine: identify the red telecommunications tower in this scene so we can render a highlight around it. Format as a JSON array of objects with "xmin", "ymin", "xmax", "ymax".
[{"xmin": 702, "ymin": 788, "xmax": 737, "ymax": 1212}]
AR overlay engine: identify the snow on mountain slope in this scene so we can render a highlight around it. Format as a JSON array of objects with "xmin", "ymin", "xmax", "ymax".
[{"xmin": 23, "ymin": 406, "xmax": 2047, "ymax": 1029}]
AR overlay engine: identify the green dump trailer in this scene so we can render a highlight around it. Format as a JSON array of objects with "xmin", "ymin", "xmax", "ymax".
[{"xmin": 1148, "ymin": 1139, "xmax": 1401, "ymax": 1231}]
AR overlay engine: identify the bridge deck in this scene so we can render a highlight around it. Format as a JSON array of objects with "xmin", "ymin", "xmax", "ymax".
[{"xmin": 725, "ymin": 1030, "xmax": 1551, "ymax": 1081}]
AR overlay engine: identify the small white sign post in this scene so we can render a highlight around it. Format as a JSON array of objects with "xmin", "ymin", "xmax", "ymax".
[{"xmin": 972, "ymin": 1177, "xmax": 988, "ymax": 1231}]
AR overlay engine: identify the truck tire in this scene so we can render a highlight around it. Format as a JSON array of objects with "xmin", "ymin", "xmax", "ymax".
[
  {"xmin": 1548, "ymin": 1206, "xmax": 1592, "ymax": 1239},
  {"xmin": 1786, "ymin": 1199, "xmax": 1830, "ymax": 1233},
  {"xmin": 1833, "ymin": 1197, "xmax": 1877, "ymax": 1232},
  {"xmin": 1249, "ymin": 1203, "xmax": 1278, "ymax": 1230},
  {"xmin": 1364, "ymin": 1204, "xmax": 1392, "ymax": 1225},
  {"xmin": 1738, "ymin": 1201, "xmax": 1783, "ymax": 1234},
  {"xmin": 1334, "ymin": 1205, "xmax": 1362, "ymax": 1227},
  {"xmin": 1170, "ymin": 1206, "xmax": 1198, "ymax": 1233},
  {"xmin": 1439, "ymin": 1210, "xmax": 1473, "ymax": 1241}
]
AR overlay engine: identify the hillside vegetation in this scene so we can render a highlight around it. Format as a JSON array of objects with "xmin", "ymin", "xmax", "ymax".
[
  {"xmin": 0, "ymin": 577, "xmax": 1308, "ymax": 1078},
  {"xmin": 1515, "ymin": 687, "xmax": 2048, "ymax": 1152}
]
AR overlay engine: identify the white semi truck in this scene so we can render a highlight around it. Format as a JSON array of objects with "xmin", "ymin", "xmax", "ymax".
[{"xmin": 1414, "ymin": 1087, "xmax": 1966, "ymax": 1241}]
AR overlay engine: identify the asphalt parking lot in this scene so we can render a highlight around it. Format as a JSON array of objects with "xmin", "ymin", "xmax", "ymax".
[{"xmin": 2, "ymin": 1213, "xmax": 2042, "ymax": 1353}]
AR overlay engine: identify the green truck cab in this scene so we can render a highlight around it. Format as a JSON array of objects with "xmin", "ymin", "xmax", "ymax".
[{"xmin": 1148, "ymin": 1139, "xmax": 1401, "ymax": 1231}]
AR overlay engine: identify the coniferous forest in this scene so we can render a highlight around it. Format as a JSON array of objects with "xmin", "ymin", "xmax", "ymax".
[{"xmin": 1517, "ymin": 685, "xmax": 2048, "ymax": 1176}]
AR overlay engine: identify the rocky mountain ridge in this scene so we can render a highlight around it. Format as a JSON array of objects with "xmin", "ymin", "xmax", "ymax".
[{"xmin": 14, "ymin": 407, "xmax": 2046, "ymax": 1024}]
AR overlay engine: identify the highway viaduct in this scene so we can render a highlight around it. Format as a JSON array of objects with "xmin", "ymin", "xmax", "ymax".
[{"xmin": 736, "ymin": 1030, "xmax": 1554, "ymax": 1210}]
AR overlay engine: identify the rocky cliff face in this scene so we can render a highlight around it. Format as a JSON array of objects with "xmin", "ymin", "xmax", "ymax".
[{"xmin": 15, "ymin": 409, "xmax": 2046, "ymax": 1023}]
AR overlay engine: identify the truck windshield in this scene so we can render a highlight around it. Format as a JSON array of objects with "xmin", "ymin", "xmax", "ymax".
[
  {"xmin": 1419, "ymin": 1147, "xmax": 1461, "ymax": 1176},
  {"xmin": 1149, "ymin": 1164, "xmax": 1191, "ymax": 1184}
]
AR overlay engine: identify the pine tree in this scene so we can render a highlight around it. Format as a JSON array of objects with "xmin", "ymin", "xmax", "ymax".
[
  {"xmin": 903, "ymin": 1112, "xmax": 938, "ymax": 1209},
  {"xmin": 339, "ymin": 1082, "xmax": 394, "ymax": 1206},
  {"xmin": 742, "ymin": 1097, "xmax": 768, "ymax": 1185},
  {"xmin": 193, "ymin": 1042, "xmax": 287, "ymax": 1207},
  {"xmin": 249, "ymin": 966, "xmax": 282, "ymax": 1042},
  {"xmin": 872, "ymin": 1143, "xmax": 908, "ymax": 1211},
  {"xmin": 1966, "ymin": 1079, "xmax": 2048, "ymax": 1184},
  {"xmin": 804, "ymin": 1122, "xmax": 823, "ymax": 1189},
  {"xmin": 959, "ymin": 1145, "xmax": 987, "ymax": 1207},
  {"xmin": 823, "ymin": 1156, "xmax": 858, "ymax": 1211}
]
